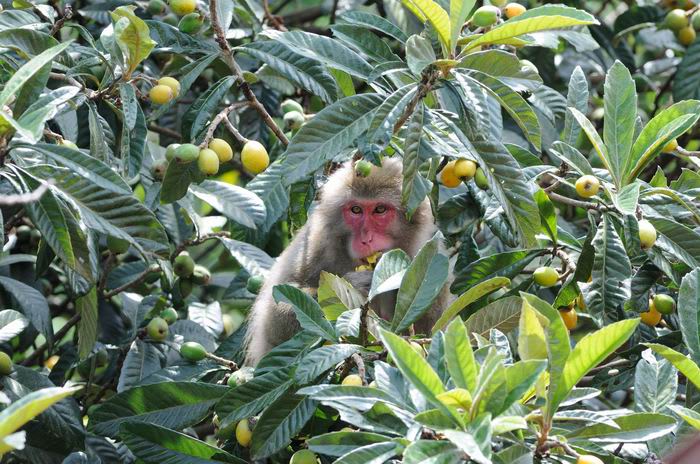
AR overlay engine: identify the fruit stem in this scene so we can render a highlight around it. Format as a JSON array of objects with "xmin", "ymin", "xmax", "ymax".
[
  {"xmin": 22, "ymin": 312, "xmax": 81, "ymax": 366},
  {"xmin": 350, "ymin": 353, "xmax": 366, "ymax": 385},
  {"xmin": 205, "ymin": 351, "xmax": 239, "ymax": 370},
  {"xmin": 171, "ymin": 231, "xmax": 232, "ymax": 260},
  {"xmin": 199, "ymin": 102, "xmax": 250, "ymax": 149},
  {"xmin": 208, "ymin": 0, "xmax": 289, "ymax": 146},
  {"xmin": 103, "ymin": 264, "xmax": 161, "ymax": 298}
]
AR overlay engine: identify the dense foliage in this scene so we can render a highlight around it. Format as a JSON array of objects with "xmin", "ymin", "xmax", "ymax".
[{"xmin": 2, "ymin": 0, "xmax": 700, "ymax": 462}]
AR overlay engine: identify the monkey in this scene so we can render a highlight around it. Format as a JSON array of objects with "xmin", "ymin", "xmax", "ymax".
[{"xmin": 244, "ymin": 157, "xmax": 452, "ymax": 365}]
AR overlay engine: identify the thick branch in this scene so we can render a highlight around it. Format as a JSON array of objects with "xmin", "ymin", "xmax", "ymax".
[{"xmin": 209, "ymin": 0, "xmax": 289, "ymax": 146}]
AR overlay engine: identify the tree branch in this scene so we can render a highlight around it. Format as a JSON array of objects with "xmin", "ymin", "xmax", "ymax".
[
  {"xmin": 546, "ymin": 191, "xmax": 611, "ymax": 211},
  {"xmin": 22, "ymin": 313, "xmax": 81, "ymax": 366},
  {"xmin": 199, "ymin": 102, "xmax": 250, "ymax": 148},
  {"xmin": 209, "ymin": 0, "xmax": 289, "ymax": 146},
  {"xmin": 0, "ymin": 181, "xmax": 53, "ymax": 206}
]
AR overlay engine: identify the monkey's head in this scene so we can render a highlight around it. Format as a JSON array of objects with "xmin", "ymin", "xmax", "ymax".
[{"xmin": 317, "ymin": 158, "xmax": 435, "ymax": 262}]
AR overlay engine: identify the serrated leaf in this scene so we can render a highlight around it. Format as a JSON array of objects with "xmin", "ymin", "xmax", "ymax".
[
  {"xmin": 444, "ymin": 319, "xmax": 477, "ymax": 393},
  {"xmin": 603, "ymin": 61, "xmax": 637, "ymax": 186},
  {"xmin": 273, "ymin": 285, "xmax": 337, "ymax": 342},
  {"xmin": 236, "ymin": 41, "xmax": 337, "ymax": 103},
  {"xmin": 117, "ymin": 340, "xmax": 163, "ymax": 392},
  {"xmin": 451, "ymin": 249, "xmax": 542, "ymax": 293},
  {"xmin": 645, "ymin": 343, "xmax": 700, "ymax": 390},
  {"xmin": 464, "ymin": 296, "xmax": 522, "ymax": 338},
  {"xmin": 432, "ymin": 277, "xmax": 510, "ymax": 333},
  {"xmin": 369, "ymin": 250, "xmax": 411, "ymax": 300},
  {"xmin": 161, "ymin": 159, "xmax": 205, "ymax": 203},
  {"xmin": 566, "ymin": 412, "xmax": 676, "ymax": 442},
  {"xmin": 634, "ymin": 349, "xmax": 677, "ymax": 413},
  {"xmin": 562, "ymin": 66, "xmax": 588, "ymax": 146},
  {"xmin": 308, "ymin": 431, "xmax": 395, "ymax": 457},
  {"xmin": 366, "ymin": 84, "xmax": 418, "ymax": 155},
  {"xmin": 294, "ymin": 344, "xmax": 361, "ymax": 384},
  {"xmin": 250, "ymin": 393, "xmax": 317, "ymax": 459},
  {"xmin": 674, "ymin": 39, "xmax": 700, "ymax": 101},
  {"xmin": 217, "ymin": 237, "xmax": 274, "ymax": 278},
  {"xmin": 679, "ymin": 269, "xmax": 700, "ymax": 365},
  {"xmin": 0, "ymin": 276, "xmax": 52, "ymax": 344},
  {"xmin": 181, "ymin": 76, "xmax": 236, "ymax": 141},
  {"xmin": 76, "ymin": 288, "xmax": 98, "ymax": 360},
  {"xmin": 189, "ymin": 180, "xmax": 266, "ymax": 229}
]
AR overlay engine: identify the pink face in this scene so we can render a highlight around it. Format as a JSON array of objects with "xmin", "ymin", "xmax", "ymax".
[{"xmin": 342, "ymin": 200, "xmax": 397, "ymax": 259}]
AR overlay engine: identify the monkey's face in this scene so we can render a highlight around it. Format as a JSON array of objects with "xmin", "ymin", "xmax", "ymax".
[{"xmin": 342, "ymin": 200, "xmax": 398, "ymax": 260}]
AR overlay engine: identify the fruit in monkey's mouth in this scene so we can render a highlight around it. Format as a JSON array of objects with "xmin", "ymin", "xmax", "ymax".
[{"xmin": 355, "ymin": 251, "xmax": 383, "ymax": 271}]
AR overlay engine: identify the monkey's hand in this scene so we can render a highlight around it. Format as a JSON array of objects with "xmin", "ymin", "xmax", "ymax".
[{"xmin": 343, "ymin": 270, "xmax": 374, "ymax": 296}]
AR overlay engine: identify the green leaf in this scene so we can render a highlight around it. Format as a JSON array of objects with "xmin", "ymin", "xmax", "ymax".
[
  {"xmin": 181, "ymin": 76, "xmax": 236, "ymax": 141},
  {"xmin": 674, "ymin": 39, "xmax": 700, "ymax": 101},
  {"xmin": 649, "ymin": 217, "xmax": 700, "ymax": 268},
  {"xmin": 406, "ymin": 35, "xmax": 436, "ymax": 76},
  {"xmin": 403, "ymin": 440, "xmax": 464, "ymax": 464},
  {"xmin": 318, "ymin": 272, "xmax": 366, "ymax": 321},
  {"xmin": 625, "ymin": 100, "xmax": 700, "ymax": 184},
  {"xmin": 189, "ymin": 180, "xmax": 266, "ymax": 229},
  {"xmin": 504, "ymin": 359, "xmax": 547, "ymax": 409},
  {"xmin": 161, "ymin": 158, "xmax": 205, "ymax": 203},
  {"xmin": 76, "ymin": 288, "xmax": 98, "ymax": 361},
  {"xmin": 401, "ymin": 106, "xmax": 432, "ymax": 216},
  {"xmin": 534, "ymin": 189, "xmax": 557, "ymax": 244},
  {"xmin": 0, "ymin": 310, "xmax": 28, "ymax": 344},
  {"xmin": 0, "ymin": 41, "xmax": 71, "ymax": 108},
  {"xmin": 566, "ymin": 412, "xmax": 676, "ymax": 442},
  {"xmin": 562, "ymin": 66, "xmax": 589, "ymax": 146},
  {"xmin": 551, "ymin": 319, "xmax": 639, "ymax": 414},
  {"xmin": 308, "ymin": 431, "xmax": 394, "ymax": 457},
  {"xmin": 645, "ymin": 343, "xmax": 700, "ymax": 390},
  {"xmin": 634, "ymin": 349, "xmax": 677, "ymax": 413},
  {"xmin": 333, "ymin": 442, "xmax": 403, "ymax": 464},
  {"xmin": 517, "ymin": 300, "xmax": 548, "ymax": 361},
  {"xmin": 277, "ymin": 93, "xmax": 384, "ymax": 185},
  {"xmin": 16, "ymin": 86, "xmax": 80, "ymax": 141},
  {"xmin": 457, "ymin": 70, "xmax": 541, "ymax": 151},
  {"xmin": 337, "ymin": 11, "xmax": 409, "ymax": 43},
  {"xmin": 450, "ymin": 0, "xmax": 475, "ymax": 53},
  {"xmin": 294, "ymin": 344, "xmax": 361, "ymax": 384},
  {"xmin": 273, "ymin": 285, "xmax": 337, "ymax": 342},
  {"xmin": 401, "ymin": 0, "xmax": 451, "ymax": 51},
  {"xmin": 568, "ymin": 107, "xmax": 616, "ymax": 186},
  {"xmin": 218, "ymin": 237, "xmax": 274, "ymax": 278},
  {"xmin": 442, "ymin": 430, "xmax": 490, "ymax": 464},
  {"xmin": 444, "ymin": 319, "xmax": 477, "ymax": 393},
  {"xmin": 88, "ymin": 382, "xmax": 228, "ymax": 438},
  {"xmin": 391, "ymin": 235, "xmax": 449, "ymax": 332},
  {"xmin": 668, "ymin": 405, "xmax": 700, "ymax": 430},
  {"xmin": 378, "ymin": 329, "xmax": 462, "ymax": 427},
  {"xmin": 464, "ymin": 296, "xmax": 522, "ymax": 338},
  {"xmin": 451, "ymin": 249, "xmax": 542, "ymax": 293},
  {"xmin": 236, "ymin": 41, "xmax": 337, "ymax": 103},
  {"xmin": 580, "ymin": 215, "xmax": 632, "ymax": 318},
  {"xmin": 120, "ymin": 422, "xmax": 246, "ymax": 464},
  {"xmin": 0, "ymin": 386, "xmax": 80, "ymax": 439},
  {"xmin": 464, "ymin": 5, "xmax": 598, "ymax": 50},
  {"xmin": 432, "ymin": 277, "xmax": 510, "ymax": 333},
  {"xmin": 110, "ymin": 6, "xmax": 156, "ymax": 77},
  {"xmin": 250, "ymin": 393, "xmax": 317, "ymax": 459},
  {"xmin": 369, "ymin": 249, "xmax": 412, "ymax": 301},
  {"xmin": 330, "ymin": 25, "xmax": 400, "ymax": 63},
  {"xmin": 366, "ymin": 84, "xmax": 419, "ymax": 155},
  {"xmin": 117, "ymin": 339, "xmax": 163, "ymax": 392},
  {"xmin": 679, "ymin": 268, "xmax": 700, "ymax": 364},
  {"xmin": 603, "ymin": 61, "xmax": 637, "ymax": 185},
  {"xmin": 0, "ymin": 276, "xmax": 52, "ymax": 344}
]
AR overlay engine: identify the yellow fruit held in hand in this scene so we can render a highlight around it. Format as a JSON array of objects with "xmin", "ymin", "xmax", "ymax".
[
  {"xmin": 503, "ymin": 2, "xmax": 526, "ymax": 18},
  {"xmin": 235, "ymin": 419, "xmax": 253, "ymax": 447},
  {"xmin": 454, "ymin": 159, "xmax": 477, "ymax": 179},
  {"xmin": 678, "ymin": 25, "xmax": 697, "ymax": 45},
  {"xmin": 241, "ymin": 140, "xmax": 270, "ymax": 174},
  {"xmin": 440, "ymin": 161, "xmax": 462, "ymax": 188},
  {"xmin": 533, "ymin": 266, "xmax": 559, "ymax": 287},
  {"xmin": 198, "ymin": 148, "xmax": 220, "ymax": 175},
  {"xmin": 575, "ymin": 175, "xmax": 600, "ymax": 198},
  {"xmin": 170, "ymin": 0, "xmax": 196, "ymax": 15},
  {"xmin": 208, "ymin": 138, "xmax": 233, "ymax": 162},
  {"xmin": 559, "ymin": 307, "xmax": 578, "ymax": 330},
  {"xmin": 641, "ymin": 302, "xmax": 662, "ymax": 327},
  {"xmin": 157, "ymin": 77, "xmax": 181, "ymax": 98},
  {"xmin": 638, "ymin": 219, "xmax": 657, "ymax": 250},
  {"xmin": 578, "ymin": 455, "xmax": 604, "ymax": 464},
  {"xmin": 149, "ymin": 84, "xmax": 173, "ymax": 104},
  {"xmin": 342, "ymin": 374, "xmax": 363, "ymax": 386},
  {"xmin": 662, "ymin": 138, "xmax": 679, "ymax": 153}
]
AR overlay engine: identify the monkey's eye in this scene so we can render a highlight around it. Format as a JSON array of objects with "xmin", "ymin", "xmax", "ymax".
[
  {"xmin": 350, "ymin": 205, "xmax": 362, "ymax": 215},
  {"xmin": 374, "ymin": 205, "xmax": 387, "ymax": 214}
]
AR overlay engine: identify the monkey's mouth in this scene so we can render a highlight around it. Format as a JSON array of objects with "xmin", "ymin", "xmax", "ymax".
[{"xmin": 360, "ymin": 251, "xmax": 383, "ymax": 266}]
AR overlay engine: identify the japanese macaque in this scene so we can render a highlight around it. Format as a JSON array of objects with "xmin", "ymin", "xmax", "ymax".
[{"xmin": 244, "ymin": 158, "xmax": 452, "ymax": 365}]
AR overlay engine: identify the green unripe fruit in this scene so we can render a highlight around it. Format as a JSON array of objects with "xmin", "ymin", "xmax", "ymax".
[
  {"xmin": 60, "ymin": 139, "xmax": 79, "ymax": 150},
  {"xmin": 152, "ymin": 159, "xmax": 168, "ymax": 181},
  {"xmin": 16, "ymin": 225, "xmax": 31, "ymax": 242},
  {"xmin": 192, "ymin": 265, "xmax": 211, "ymax": 285},
  {"xmin": 208, "ymin": 138, "xmax": 233, "ymax": 162},
  {"xmin": 147, "ymin": 317, "xmax": 169, "ymax": 341},
  {"xmin": 161, "ymin": 307, "xmax": 179, "ymax": 325},
  {"xmin": 95, "ymin": 348, "xmax": 109, "ymax": 367},
  {"xmin": 533, "ymin": 266, "xmax": 559, "ymax": 287},
  {"xmin": 174, "ymin": 143, "xmax": 199, "ymax": 163},
  {"xmin": 490, "ymin": 0, "xmax": 507, "ymax": 7},
  {"xmin": 198, "ymin": 148, "xmax": 220, "ymax": 175},
  {"xmin": 281, "ymin": 99, "xmax": 304, "ymax": 114},
  {"xmin": 147, "ymin": 0, "xmax": 166, "ymax": 14},
  {"xmin": 471, "ymin": 5, "xmax": 500, "ymax": 27},
  {"xmin": 290, "ymin": 449, "xmax": 318, "ymax": 464},
  {"xmin": 178, "ymin": 278, "xmax": 193, "ymax": 298},
  {"xmin": 0, "ymin": 352, "xmax": 12, "ymax": 375},
  {"xmin": 162, "ymin": 13, "xmax": 178, "ymax": 26},
  {"xmin": 653, "ymin": 294, "xmax": 675, "ymax": 315},
  {"xmin": 180, "ymin": 341, "xmax": 207, "ymax": 362},
  {"xmin": 170, "ymin": 0, "xmax": 196, "ymax": 15},
  {"xmin": 665, "ymin": 9, "xmax": 688, "ymax": 31},
  {"xmin": 246, "ymin": 275, "xmax": 264, "ymax": 294},
  {"xmin": 242, "ymin": 71, "xmax": 259, "ymax": 84},
  {"xmin": 227, "ymin": 368, "xmax": 253, "ymax": 386},
  {"xmin": 165, "ymin": 143, "xmax": 180, "ymax": 162},
  {"xmin": 178, "ymin": 12, "xmax": 204, "ymax": 34},
  {"xmin": 284, "ymin": 111, "xmax": 305, "ymax": 130},
  {"xmin": 355, "ymin": 160, "xmax": 372, "ymax": 178},
  {"xmin": 692, "ymin": 11, "xmax": 700, "ymax": 31},
  {"xmin": 173, "ymin": 252, "xmax": 195, "ymax": 278},
  {"xmin": 474, "ymin": 167, "xmax": 489, "ymax": 190},
  {"xmin": 107, "ymin": 235, "xmax": 130, "ymax": 254}
]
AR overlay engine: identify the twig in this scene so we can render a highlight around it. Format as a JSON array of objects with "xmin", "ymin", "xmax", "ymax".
[
  {"xmin": 147, "ymin": 124, "xmax": 181, "ymax": 141},
  {"xmin": 205, "ymin": 351, "xmax": 239, "ymax": 370},
  {"xmin": 103, "ymin": 264, "xmax": 160, "ymax": 298},
  {"xmin": 359, "ymin": 303, "xmax": 369, "ymax": 346},
  {"xmin": 172, "ymin": 231, "xmax": 231, "ymax": 258},
  {"xmin": 538, "ymin": 439, "xmax": 579, "ymax": 458},
  {"xmin": 199, "ymin": 103, "xmax": 249, "ymax": 148},
  {"xmin": 50, "ymin": 5, "xmax": 73, "ymax": 37},
  {"xmin": 555, "ymin": 248, "xmax": 577, "ymax": 276},
  {"xmin": 329, "ymin": 0, "xmax": 340, "ymax": 24},
  {"xmin": 392, "ymin": 69, "xmax": 440, "ymax": 133},
  {"xmin": 209, "ymin": 0, "xmax": 289, "ymax": 146},
  {"xmin": 262, "ymin": 0, "xmax": 288, "ymax": 30},
  {"xmin": 676, "ymin": 147, "xmax": 700, "ymax": 158},
  {"xmin": 222, "ymin": 117, "xmax": 249, "ymax": 145},
  {"xmin": 546, "ymin": 191, "xmax": 610, "ymax": 211},
  {"xmin": 351, "ymin": 353, "xmax": 366, "ymax": 384},
  {"xmin": 0, "ymin": 181, "xmax": 53, "ymax": 205},
  {"xmin": 22, "ymin": 313, "xmax": 81, "ymax": 366}
]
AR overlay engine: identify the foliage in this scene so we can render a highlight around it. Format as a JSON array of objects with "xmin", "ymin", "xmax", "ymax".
[{"xmin": 0, "ymin": 0, "xmax": 700, "ymax": 463}]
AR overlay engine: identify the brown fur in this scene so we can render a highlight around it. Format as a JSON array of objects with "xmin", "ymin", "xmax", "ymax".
[{"xmin": 244, "ymin": 158, "xmax": 451, "ymax": 365}]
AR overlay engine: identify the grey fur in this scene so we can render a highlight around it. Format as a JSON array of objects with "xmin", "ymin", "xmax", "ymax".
[{"xmin": 244, "ymin": 158, "xmax": 452, "ymax": 365}]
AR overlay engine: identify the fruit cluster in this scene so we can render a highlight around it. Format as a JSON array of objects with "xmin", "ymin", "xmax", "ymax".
[
  {"xmin": 439, "ymin": 158, "xmax": 489, "ymax": 190},
  {"xmin": 664, "ymin": 8, "xmax": 699, "ymax": 46},
  {"xmin": 469, "ymin": 1, "xmax": 527, "ymax": 29}
]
